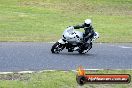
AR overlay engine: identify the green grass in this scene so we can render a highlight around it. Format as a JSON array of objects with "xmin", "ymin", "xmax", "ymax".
[
  {"xmin": 0, "ymin": 70, "xmax": 132, "ymax": 88},
  {"xmin": 0, "ymin": 0, "xmax": 132, "ymax": 42}
]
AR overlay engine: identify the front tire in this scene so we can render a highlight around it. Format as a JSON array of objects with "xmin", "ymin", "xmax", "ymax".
[{"xmin": 51, "ymin": 42, "xmax": 65, "ymax": 54}]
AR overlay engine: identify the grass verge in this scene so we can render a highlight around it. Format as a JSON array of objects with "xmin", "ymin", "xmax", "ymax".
[
  {"xmin": 0, "ymin": 70, "xmax": 131, "ymax": 88},
  {"xmin": 0, "ymin": 0, "xmax": 132, "ymax": 42}
]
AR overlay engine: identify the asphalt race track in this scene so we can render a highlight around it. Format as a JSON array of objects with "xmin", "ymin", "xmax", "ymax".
[{"xmin": 0, "ymin": 42, "xmax": 132, "ymax": 72}]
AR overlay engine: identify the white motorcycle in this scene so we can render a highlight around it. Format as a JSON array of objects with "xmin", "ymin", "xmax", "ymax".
[{"xmin": 51, "ymin": 26, "xmax": 99, "ymax": 54}]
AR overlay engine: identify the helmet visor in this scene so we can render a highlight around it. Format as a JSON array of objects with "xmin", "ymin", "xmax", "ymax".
[{"xmin": 84, "ymin": 23, "xmax": 90, "ymax": 27}]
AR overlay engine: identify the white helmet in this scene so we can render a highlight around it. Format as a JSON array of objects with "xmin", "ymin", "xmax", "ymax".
[{"xmin": 84, "ymin": 19, "xmax": 92, "ymax": 27}]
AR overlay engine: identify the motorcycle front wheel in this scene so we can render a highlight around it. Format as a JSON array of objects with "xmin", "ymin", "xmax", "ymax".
[{"xmin": 51, "ymin": 42, "xmax": 65, "ymax": 54}]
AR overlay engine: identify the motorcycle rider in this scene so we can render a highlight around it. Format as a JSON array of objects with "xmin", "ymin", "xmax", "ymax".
[
  {"xmin": 73, "ymin": 19, "xmax": 95, "ymax": 50},
  {"xmin": 73, "ymin": 19, "xmax": 95, "ymax": 43}
]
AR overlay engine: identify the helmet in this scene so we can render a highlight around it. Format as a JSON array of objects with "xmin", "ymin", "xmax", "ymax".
[{"xmin": 84, "ymin": 19, "xmax": 92, "ymax": 27}]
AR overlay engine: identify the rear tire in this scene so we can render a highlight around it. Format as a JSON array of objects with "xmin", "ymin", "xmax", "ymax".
[
  {"xmin": 51, "ymin": 42, "xmax": 65, "ymax": 54},
  {"xmin": 78, "ymin": 50, "xmax": 85, "ymax": 54},
  {"xmin": 78, "ymin": 43, "xmax": 92, "ymax": 54}
]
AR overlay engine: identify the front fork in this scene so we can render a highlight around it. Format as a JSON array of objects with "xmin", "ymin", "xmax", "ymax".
[{"xmin": 58, "ymin": 39, "xmax": 66, "ymax": 44}]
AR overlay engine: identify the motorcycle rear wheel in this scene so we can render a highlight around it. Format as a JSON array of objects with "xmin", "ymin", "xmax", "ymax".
[{"xmin": 78, "ymin": 43, "xmax": 92, "ymax": 54}]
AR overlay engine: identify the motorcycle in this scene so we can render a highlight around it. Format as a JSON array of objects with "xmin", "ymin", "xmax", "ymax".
[{"xmin": 51, "ymin": 26, "xmax": 99, "ymax": 54}]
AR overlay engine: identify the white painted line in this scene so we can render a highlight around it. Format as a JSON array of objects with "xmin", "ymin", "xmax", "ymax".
[
  {"xmin": 18, "ymin": 71, "xmax": 34, "ymax": 74},
  {"xmin": 49, "ymin": 42, "xmax": 55, "ymax": 44},
  {"xmin": 109, "ymin": 44, "xmax": 132, "ymax": 49},
  {"xmin": 0, "ymin": 72, "xmax": 13, "ymax": 74},
  {"xmin": 39, "ymin": 70, "xmax": 56, "ymax": 72},
  {"xmin": 118, "ymin": 46, "xmax": 132, "ymax": 49},
  {"xmin": 0, "ymin": 69, "xmax": 131, "ymax": 74},
  {"xmin": 72, "ymin": 69, "xmax": 132, "ymax": 72},
  {"xmin": 72, "ymin": 69, "xmax": 104, "ymax": 72}
]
